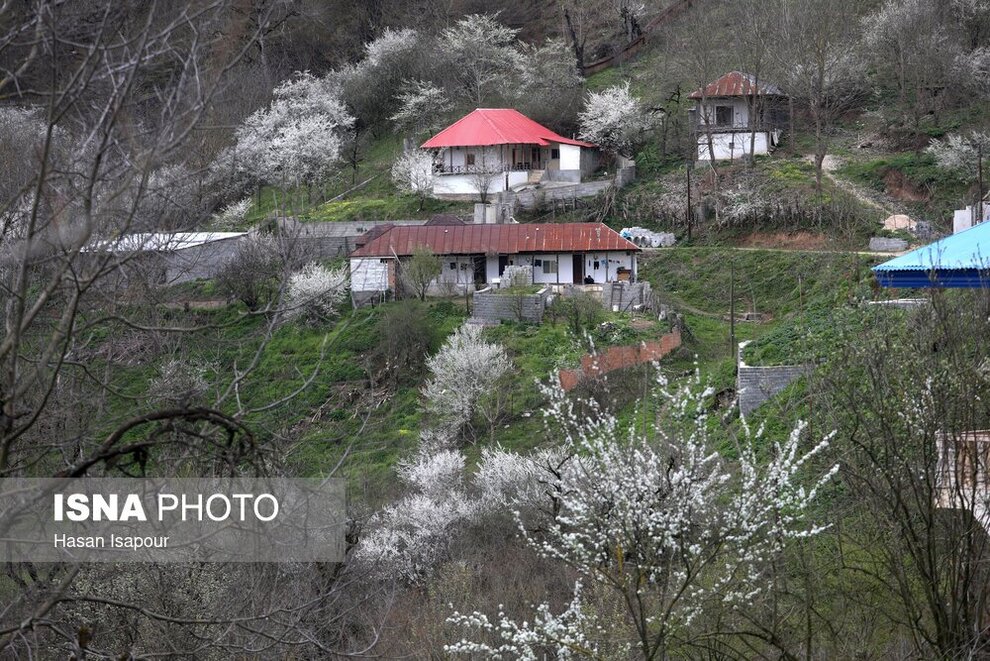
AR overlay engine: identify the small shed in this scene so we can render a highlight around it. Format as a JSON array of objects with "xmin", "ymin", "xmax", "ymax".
[{"xmin": 872, "ymin": 222, "xmax": 990, "ymax": 288}]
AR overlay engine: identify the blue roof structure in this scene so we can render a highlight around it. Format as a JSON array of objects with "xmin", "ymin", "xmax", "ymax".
[{"xmin": 872, "ymin": 222, "xmax": 990, "ymax": 288}]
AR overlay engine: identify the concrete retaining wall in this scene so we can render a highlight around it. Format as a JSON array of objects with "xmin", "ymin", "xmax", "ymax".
[
  {"xmin": 472, "ymin": 286, "xmax": 550, "ymax": 324},
  {"xmin": 737, "ymin": 341, "xmax": 812, "ymax": 416}
]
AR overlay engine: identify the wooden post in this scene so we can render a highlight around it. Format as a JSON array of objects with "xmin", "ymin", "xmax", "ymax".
[{"xmin": 729, "ymin": 263, "xmax": 736, "ymax": 364}]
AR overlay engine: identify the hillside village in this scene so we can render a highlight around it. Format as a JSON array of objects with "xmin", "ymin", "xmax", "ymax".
[{"xmin": 4, "ymin": 0, "xmax": 990, "ymax": 658}]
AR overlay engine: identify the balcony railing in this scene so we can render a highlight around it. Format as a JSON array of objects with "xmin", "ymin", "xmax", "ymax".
[{"xmin": 434, "ymin": 163, "xmax": 533, "ymax": 175}]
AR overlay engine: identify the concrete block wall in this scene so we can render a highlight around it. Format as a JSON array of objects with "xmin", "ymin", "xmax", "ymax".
[
  {"xmin": 603, "ymin": 282, "xmax": 653, "ymax": 312},
  {"xmin": 737, "ymin": 341, "xmax": 812, "ymax": 416},
  {"xmin": 472, "ymin": 286, "xmax": 550, "ymax": 323}
]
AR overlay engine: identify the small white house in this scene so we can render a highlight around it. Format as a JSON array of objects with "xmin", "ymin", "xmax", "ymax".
[
  {"xmin": 419, "ymin": 109, "xmax": 599, "ymax": 198},
  {"xmin": 688, "ymin": 72, "xmax": 788, "ymax": 161},
  {"xmin": 348, "ymin": 222, "xmax": 639, "ymax": 304}
]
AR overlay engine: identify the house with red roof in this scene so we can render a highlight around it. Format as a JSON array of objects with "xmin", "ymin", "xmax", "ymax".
[
  {"xmin": 688, "ymin": 71, "xmax": 788, "ymax": 161},
  {"xmin": 348, "ymin": 222, "xmax": 639, "ymax": 302},
  {"xmin": 419, "ymin": 109, "xmax": 600, "ymax": 198}
]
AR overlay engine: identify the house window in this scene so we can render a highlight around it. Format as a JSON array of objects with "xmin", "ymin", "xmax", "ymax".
[
  {"xmin": 460, "ymin": 263, "xmax": 469, "ymax": 271},
  {"xmin": 532, "ymin": 148, "xmax": 540, "ymax": 163},
  {"xmin": 534, "ymin": 259, "xmax": 542, "ymax": 267},
  {"xmin": 449, "ymin": 262, "xmax": 457, "ymax": 270},
  {"xmin": 715, "ymin": 106, "xmax": 733, "ymax": 127},
  {"xmin": 542, "ymin": 260, "xmax": 558, "ymax": 274},
  {"xmin": 466, "ymin": 153, "xmax": 476, "ymax": 166},
  {"xmin": 551, "ymin": 148, "xmax": 560, "ymax": 160}
]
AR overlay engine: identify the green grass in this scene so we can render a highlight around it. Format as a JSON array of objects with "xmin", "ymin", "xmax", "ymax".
[{"xmin": 239, "ymin": 135, "xmax": 472, "ymax": 226}]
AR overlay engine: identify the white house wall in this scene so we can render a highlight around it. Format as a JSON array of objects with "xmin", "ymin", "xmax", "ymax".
[
  {"xmin": 697, "ymin": 98, "xmax": 751, "ymax": 129},
  {"xmin": 696, "ymin": 131, "xmax": 771, "ymax": 161},
  {"xmin": 350, "ymin": 257, "xmax": 389, "ymax": 292},
  {"xmin": 558, "ymin": 144, "xmax": 582, "ymax": 170},
  {"xmin": 583, "ymin": 251, "xmax": 635, "ymax": 283}
]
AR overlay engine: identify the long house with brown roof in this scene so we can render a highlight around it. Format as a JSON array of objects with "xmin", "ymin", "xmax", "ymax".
[{"xmin": 348, "ymin": 222, "xmax": 640, "ymax": 303}]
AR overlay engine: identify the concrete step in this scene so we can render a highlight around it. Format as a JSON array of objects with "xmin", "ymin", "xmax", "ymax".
[{"xmin": 527, "ymin": 169, "xmax": 545, "ymax": 184}]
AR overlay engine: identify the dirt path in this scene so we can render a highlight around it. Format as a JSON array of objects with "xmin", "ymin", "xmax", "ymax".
[{"xmin": 804, "ymin": 153, "xmax": 894, "ymax": 219}]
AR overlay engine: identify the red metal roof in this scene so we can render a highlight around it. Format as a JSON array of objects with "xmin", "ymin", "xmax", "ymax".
[
  {"xmin": 421, "ymin": 109, "xmax": 595, "ymax": 149},
  {"xmin": 349, "ymin": 223, "xmax": 639, "ymax": 258},
  {"xmin": 688, "ymin": 71, "xmax": 785, "ymax": 99}
]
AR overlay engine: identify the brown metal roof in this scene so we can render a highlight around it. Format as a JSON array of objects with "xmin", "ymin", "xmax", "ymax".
[
  {"xmin": 688, "ymin": 71, "xmax": 785, "ymax": 99},
  {"xmin": 349, "ymin": 222, "xmax": 640, "ymax": 258}
]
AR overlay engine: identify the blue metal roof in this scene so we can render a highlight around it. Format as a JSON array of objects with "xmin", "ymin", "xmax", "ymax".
[{"xmin": 872, "ymin": 222, "xmax": 990, "ymax": 288}]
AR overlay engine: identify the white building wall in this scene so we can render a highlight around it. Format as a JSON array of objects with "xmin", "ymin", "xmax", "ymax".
[
  {"xmin": 558, "ymin": 144, "xmax": 582, "ymax": 170},
  {"xmin": 696, "ymin": 131, "xmax": 771, "ymax": 161},
  {"xmin": 531, "ymin": 254, "xmax": 575, "ymax": 284},
  {"xmin": 581, "ymin": 251, "xmax": 635, "ymax": 283},
  {"xmin": 697, "ymin": 98, "xmax": 751, "ymax": 129},
  {"xmin": 350, "ymin": 257, "xmax": 390, "ymax": 292},
  {"xmin": 437, "ymin": 255, "xmax": 476, "ymax": 284}
]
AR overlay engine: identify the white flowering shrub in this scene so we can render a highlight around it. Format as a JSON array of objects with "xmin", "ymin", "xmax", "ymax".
[
  {"xmin": 390, "ymin": 149, "xmax": 434, "ymax": 196},
  {"xmin": 926, "ymin": 131, "xmax": 990, "ymax": 172},
  {"xmin": 421, "ymin": 324, "xmax": 512, "ymax": 442},
  {"xmin": 284, "ymin": 262, "xmax": 349, "ymax": 323},
  {"xmin": 578, "ymin": 82, "xmax": 654, "ymax": 155},
  {"xmin": 147, "ymin": 359, "xmax": 211, "ymax": 407},
  {"xmin": 390, "ymin": 81, "xmax": 451, "ymax": 136},
  {"xmin": 473, "ymin": 446, "xmax": 560, "ymax": 510},
  {"xmin": 447, "ymin": 582, "xmax": 598, "ymax": 659},
  {"xmin": 234, "ymin": 72, "xmax": 354, "ymax": 188},
  {"xmin": 356, "ymin": 447, "xmax": 477, "ymax": 583},
  {"xmin": 211, "ymin": 198, "xmax": 252, "ymax": 230},
  {"xmin": 448, "ymin": 371, "xmax": 837, "ymax": 658}
]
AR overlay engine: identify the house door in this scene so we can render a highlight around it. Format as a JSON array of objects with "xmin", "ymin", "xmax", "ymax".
[
  {"xmin": 473, "ymin": 256, "xmax": 486, "ymax": 286},
  {"xmin": 498, "ymin": 256, "xmax": 509, "ymax": 276},
  {"xmin": 572, "ymin": 254, "xmax": 584, "ymax": 284}
]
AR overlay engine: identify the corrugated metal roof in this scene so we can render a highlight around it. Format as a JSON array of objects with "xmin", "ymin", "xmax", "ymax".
[
  {"xmin": 83, "ymin": 232, "xmax": 246, "ymax": 253},
  {"xmin": 873, "ymin": 221, "xmax": 990, "ymax": 288},
  {"xmin": 349, "ymin": 222, "xmax": 639, "ymax": 258},
  {"xmin": 688, "ymin": 71, "xmax": 785, "ymax": 99},
  {"xmin": 421, "ymin": 109, "xmax": 595, "ymax": 149}
]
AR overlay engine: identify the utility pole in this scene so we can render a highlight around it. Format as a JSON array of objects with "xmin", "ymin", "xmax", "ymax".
[
  {"xmin": 686, "ymin": 159, "xmax": 693, "ymax": 241},
  {"xmin": 978, "ymin": 142, "xmax": 984, "ymax": 224},
  {"xmin": 729, "ymin": 263, "xmax": 736, "ymax": 364}
]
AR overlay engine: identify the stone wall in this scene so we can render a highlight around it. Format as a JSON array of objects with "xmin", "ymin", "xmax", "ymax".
[
  {"xmin": 472, "ymin": 286, "xmax": 550, "ymax": 324},
  {"xmin": 559, "ymin": 328, "xmax": 681, "ymax": 391},
  {"xmin": 737, "ymin": 341, "xmax": 812, "ymax": 416},
  {"xmin": 602, "ymin": 281, "xmax": 653, "ymax": 313}
]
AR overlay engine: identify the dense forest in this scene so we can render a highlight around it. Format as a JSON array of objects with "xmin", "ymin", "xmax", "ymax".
[{"xmin": 3, "ymin": 0, "xmax": 990, "ymax": 658}]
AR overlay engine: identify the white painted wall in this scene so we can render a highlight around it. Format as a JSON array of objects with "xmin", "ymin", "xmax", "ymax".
[
  {"xmin": 437, "ymin": 255, "xmax": 476, "ymax": 284},
  {"xmin": 696, "ymin": 131, "xmax": 772, "ymax": 161},
  {"xmin": 558, "ymin": 144, "xmax": 582, "ymax": 170},
  {"xmin": 696, "ymin": 98, "xmax": 751, "ymax": 129},
  {"xmin": 530, "ymin": 254, "xmax": 574, "ymax": 284},
  {"xmin": 350, "ymin": 257, "xmax": 390, "ymax": 292},
  {"xmin": 581, "ymin": 251, "xmax": 635, "ymax": 284}
]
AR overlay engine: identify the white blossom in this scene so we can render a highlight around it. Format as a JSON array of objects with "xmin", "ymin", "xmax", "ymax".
[
  {"xmin": 450, "ymin": 370, "xmax": 837, "ymax": 656},
  {"xmin": 391, "ymin": 149, "xmax": 434, "ymax": 195},
  {"xmin": 578, "ymin": 82, "xmax": 654, "ymax": 155},
  {"xmin": 234, "ymin": 72, "xmax": 354, "ymax": 188},
  {"xmin": 390, "ymin": 80, "xmax": 451, "ymax": 136},
  {"xmin": 284, "ymin": 262, "xmax": 349, "ymax": 323},
  {"xmin": 421, "ymin": 324, "xmax": 512, "ymax": 441}
]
